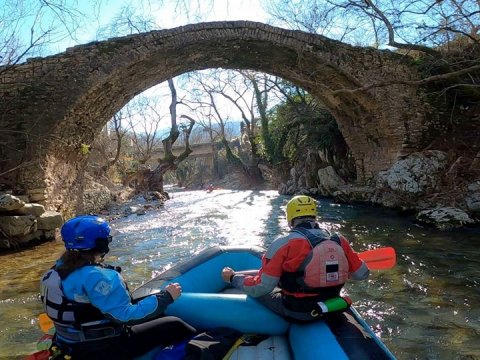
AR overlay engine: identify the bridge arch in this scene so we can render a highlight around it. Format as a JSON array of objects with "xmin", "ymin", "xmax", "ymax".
[{"xmin": 0, "ymin": 21, "xmax": 428, "ymax": 212}]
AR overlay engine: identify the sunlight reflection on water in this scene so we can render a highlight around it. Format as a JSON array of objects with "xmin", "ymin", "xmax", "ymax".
[{"xmin": 1, "ymin": 188, "xmax": 479, "ymax": 359}]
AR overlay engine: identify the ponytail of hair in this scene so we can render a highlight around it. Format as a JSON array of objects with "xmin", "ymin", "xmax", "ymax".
[{"xmin": 56, "ymin": 250, "xmax": 101, "ymax": 279}]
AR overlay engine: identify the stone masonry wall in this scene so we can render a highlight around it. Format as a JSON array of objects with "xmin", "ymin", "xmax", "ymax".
[{"xmin": 0, "ymin": 21, "xmax": 431, "ymax": 213}]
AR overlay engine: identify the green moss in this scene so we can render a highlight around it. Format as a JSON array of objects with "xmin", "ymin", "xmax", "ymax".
[{"xmin": 79, "ymin": 143, "xmax": 90, "ymax": 155}]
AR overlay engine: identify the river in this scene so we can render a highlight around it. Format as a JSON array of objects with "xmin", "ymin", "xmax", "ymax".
[{"xmin": 1, "ymin": 188, "xmax": 479, "ymax": 359}]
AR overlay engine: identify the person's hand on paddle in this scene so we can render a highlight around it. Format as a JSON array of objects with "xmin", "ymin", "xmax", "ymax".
[
  {"xmin": 165, "ymin": 282, "xmax": 182, "ymax": 300},
  {"xmin": 222, "ymin": 267, "xmax": 235, "ymax": 283}
]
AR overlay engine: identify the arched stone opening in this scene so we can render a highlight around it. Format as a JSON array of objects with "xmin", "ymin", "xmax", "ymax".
[{"xmin": 0, "ymin": 21, "xmax": 427, "ymax": 212}]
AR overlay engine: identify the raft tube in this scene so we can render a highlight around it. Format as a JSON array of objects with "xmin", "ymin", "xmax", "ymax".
[
  {"xmin": 166, "ymin": 293, "xmax": 289, "ymax": 335},
  {"xmin": 132, "ymin": 245, "xmax": 396, "ymax": 360},
  {"xmin": 132, "ymin": 246, "xmax": 265, "ymax": 297}
]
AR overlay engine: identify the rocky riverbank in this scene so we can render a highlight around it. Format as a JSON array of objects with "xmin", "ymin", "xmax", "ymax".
[
  {"xmin": 279, "ymin": 150, "xmax": 480, "ymax": 230},
  {"xmin": 0, "ymin": 174, "xmax": 170, "ymax": 250},
  {"xmin": 2, "ymin": 152, "xmax": 478, "ymax": 251},
  {"xmin": 0, "ymin": 193, "xmax": 63, "ymax": 250}
]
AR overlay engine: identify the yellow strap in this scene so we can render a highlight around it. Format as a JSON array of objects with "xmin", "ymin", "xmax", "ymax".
[{"xmin": 222, "ymin": 337, "xmax": 245, "ymax": 360}]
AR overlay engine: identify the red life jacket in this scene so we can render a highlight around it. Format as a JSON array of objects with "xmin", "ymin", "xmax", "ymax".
[{"xmin": 280, "ymin": 227, "xmax": 349, "ymax": 294}]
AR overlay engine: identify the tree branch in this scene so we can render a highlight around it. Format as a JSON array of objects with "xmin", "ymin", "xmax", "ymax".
[
  {"xmin": 363, "ymin": 0, "xmax": 440, "ymax": 55},
  {"xmin": 332, "ymin": 63, "xmax": 480, "ymax": 94}
]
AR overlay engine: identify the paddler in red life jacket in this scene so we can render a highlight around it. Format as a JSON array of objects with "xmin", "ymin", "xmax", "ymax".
[
  {"xmin": 221, "ymin": 195, "xmax": 370, "ymax": 322},
  {"xmin": 40, "ymin": 215, "xmax": 196, "ymax": 360}
]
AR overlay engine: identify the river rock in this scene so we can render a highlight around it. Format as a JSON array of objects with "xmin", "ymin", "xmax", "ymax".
[
  {"xmin": 15, "ymin": 195, "xmax": 30, "ymax": 203},
  {"xmin": 125, "ymin": 206, "xmax": 141, "ymax": 215},
  {"xmin": 278, "ymin": 165, "xmax": 306, "ymax": 195},
  {"xmin": 10, "ymin": 229, "xmax": 56, "ymax": 247},
  {"xmin": 16, "ymin": 203, "xmax": 46, "ymax": 217},
  {"xmin": 37, "ymin": 211, "xmax": 63, "ymax": 230},
  {"xmin": 0, "ymin": 190, "xmax": 64, "ymax": 250},
  {"xmin": 465, "ymin": 181, "xmax": 480, "ymax": 214},
  {"xmin": 0, "ymin": 215, "xmax": 37, "ymax": 236},
  {"xmin": 416, "ymin": 207, "xmax": 474, "ymax": 230},
  {"xmin": 317, "ymin": 166, "xmax": 346, "ymax": 196},
  {"xmin": 27, "ymin": 188, "xmax": 48, "ymax": 202},
  {"xmin": 0, "ymin": 194, "xmax": 25, "ymax": 212},
  {"xmin": 278, "ymin": 182, "xmax": 287, "ymax": 195},
  {"xmin": 278, "ymin": 179, "xmax": 297, "ymax": 195},
  {"xmin": 372, "ymin": 150, "xmax": 448, "ymax": 208},
  {"xmin": 333, "ymin": 185, "xmax": 374, "ymax": 203}
]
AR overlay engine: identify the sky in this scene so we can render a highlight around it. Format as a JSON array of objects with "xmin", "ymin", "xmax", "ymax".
[
  {"xmin": 0, "ymin": 0, "xmax": 269, "ymax": 61},
  {"xmin": 58, "ymin": 0, "xmax": 269, "ymax": 53}
]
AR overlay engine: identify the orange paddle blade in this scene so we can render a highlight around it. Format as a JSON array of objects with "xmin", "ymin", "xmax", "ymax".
[
  {"xmin": 38, "ymin": 313, "xmax": 54, "ymax": 334},
  {"xmin": 359, "ymin": 247, "xmax": 396, "ymax": 270}
]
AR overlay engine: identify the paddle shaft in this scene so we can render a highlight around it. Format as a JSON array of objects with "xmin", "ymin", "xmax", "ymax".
[{"xmin": 239, "ymin": 247, "xmax": 396, "ymax": 274}]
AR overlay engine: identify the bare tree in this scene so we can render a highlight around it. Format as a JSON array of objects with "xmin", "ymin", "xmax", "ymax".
[
  {"xmin": 126, "ymin": 96, "xmax": 164, "ymax": 165},
  {"xmin": 107, "ymin": 110, "xmax": 130, "ymax": 169},
  {"xmin": 145, "ymin": 79, "xmax": 195, "ymax": 192},
  {"xmin": 265, "ymin": 0, "xmax": 479, "ymax": 52},
  {"xmin": 264, "ymin": 0, "xmax": 371, "ymax": 43},
  {"xmin": 245, "ymin": 72, "xmax": 280, "ymax": 164},
  {"xmin": 185, "ymin": 70, "xmax": 267, "ymax": 179},
  {"xmin": 264, "ymin": 0, "xmax": 479, "ymax": 103},
  {"xmin": 90, "ymin": 110, "xmax": 131, "ymax": 173},
  {"xmin": 0, "ymin": 0, "xmax": 98, "ymax": 74},
  {"xmin": 96, "ymin": 3, "xmax": 157, "ymax": 39}
]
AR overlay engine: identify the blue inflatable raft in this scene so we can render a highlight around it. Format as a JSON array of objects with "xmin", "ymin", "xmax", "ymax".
[{"xmin": 132, "ymin": 246, "xmax": 396, "ymax": 360}]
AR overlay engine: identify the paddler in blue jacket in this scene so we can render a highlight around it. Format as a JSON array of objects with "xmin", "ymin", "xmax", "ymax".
[{"xmin": 40, "ymin": 215, "xmax": 196, "ymax": 360}]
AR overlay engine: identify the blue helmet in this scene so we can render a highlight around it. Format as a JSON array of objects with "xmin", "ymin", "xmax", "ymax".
[{"xmin": 61, "ymin": 215, "xmax": 111, "ymax": 253}]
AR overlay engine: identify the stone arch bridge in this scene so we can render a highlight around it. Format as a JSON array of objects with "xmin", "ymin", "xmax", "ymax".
[
  {"xmin": 0, "ymin": 21, "xmax": 432, "ymax": 213},
  {"xmin": 151, "ymin": 142, "xmax": 218, "ymax": 170}
]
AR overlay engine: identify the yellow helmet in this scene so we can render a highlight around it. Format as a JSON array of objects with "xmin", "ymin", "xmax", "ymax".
[{"xmin": 286, "ymin": 195, "xmax": 317, "ymax": 225}]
